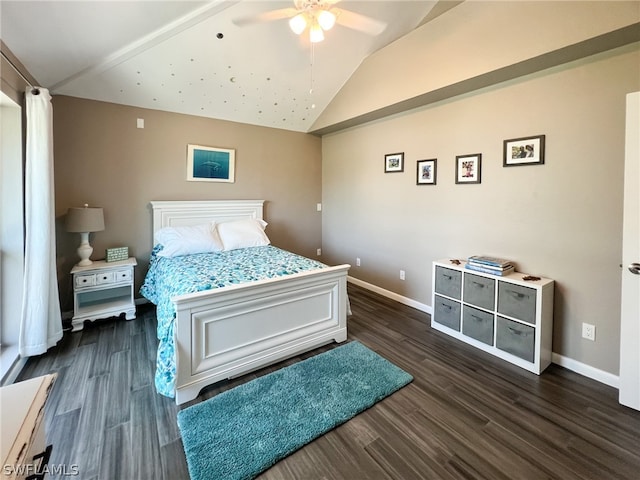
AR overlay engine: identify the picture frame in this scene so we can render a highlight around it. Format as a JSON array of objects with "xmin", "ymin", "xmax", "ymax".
[
  {"xmin": 503, "ymin": 134, "xmax": 545, "ymax": 166},
  {"xmin": 455, "ymin": 153, "xmax": 482, "ymax": 184},
  {"xmin": 187, "ymin": 144, "xmax": 235, "ymax": 182},
  {"xmin": 384, "ymin": 152, "xmax": 404, "ymax": 173},
  {"xmin": 416, "ymin": 159, "xmax": 437, "ymax": 185}
]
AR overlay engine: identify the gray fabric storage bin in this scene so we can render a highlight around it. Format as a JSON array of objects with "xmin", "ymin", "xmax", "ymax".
[
  {"xmin": 433, "ymin": 295, "xmax": 461, "ymax": 331},
  {"xmin": 435, "ymin": 266, "xmax": 462, "ymax": 299},
  {"xmin": 496, "ymin": 316, "xmax": 535, "ymax": 362},
  {"xmin": 497, "ymin": 282, "xmax": 536, "ymax": 324},
  {"xmin": 462, "ymin": 305, "xmax": 494, "ymax": 345},
  {"xmin": 463, "ymin": 273, "xmax": 496, "ymax": 310}
]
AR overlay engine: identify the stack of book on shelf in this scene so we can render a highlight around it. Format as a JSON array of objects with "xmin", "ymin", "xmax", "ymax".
[{"xmin": 466, "ymin": 255, "xmax": 515, "ymax": 276}]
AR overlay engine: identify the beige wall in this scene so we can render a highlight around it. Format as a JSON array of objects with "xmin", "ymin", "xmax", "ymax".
[
  {"xmin": 53, "ymin": 96, "xmax": 323, "ymax": 310},
  {"xmin": 321, "ymin": 44, "xmax": 640, "ymax": 376}
]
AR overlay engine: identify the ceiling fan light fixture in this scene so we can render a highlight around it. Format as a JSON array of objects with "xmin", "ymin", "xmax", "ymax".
[
  {"xmin": 289, "ymin": 13, "xmax": 307, "ymax": 35},
  {"xmin": 309, "ymin": 23, "xmax": 324, "ymax": 43},
  {"xmin": 317, "ymin": 10, "xmax": 336, "ymax": 31}
]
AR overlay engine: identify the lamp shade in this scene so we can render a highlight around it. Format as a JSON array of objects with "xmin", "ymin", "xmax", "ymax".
[{"xmin": 66, "ymin": 205, "xmax": 105, "ymax": 233}]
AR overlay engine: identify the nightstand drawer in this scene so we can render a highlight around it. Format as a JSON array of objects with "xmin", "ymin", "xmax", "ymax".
[
  {"xmin": 114, "ymin": 269, "xmax": 132, "ymax": 282},
  {"xmin": 96, "ymin": 271, "xmax": 116, "ymax": 284},
  {"xmin": 75, "ymin": 274, "xmax": 96, "ymax": 288}
]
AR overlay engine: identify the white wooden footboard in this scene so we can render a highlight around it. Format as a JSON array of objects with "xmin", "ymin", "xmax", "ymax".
[
  {"xmin": 150, "ymin": 200, "xmax": 350, "ymax": 405},
  {"xmin": 172, "ymin": 264, "xmax": 349, "ymax": 405}
]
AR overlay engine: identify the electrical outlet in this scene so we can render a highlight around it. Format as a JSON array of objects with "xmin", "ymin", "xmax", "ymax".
[
  {"xmin": 316, "ymin": 248, "xmax": 322, "ymax": 256},
  {"xmin": 400, "ymin": 270, "xmax": 405, "ymax": 280},
  {"xmin": 356, "ymin": 257, "xmax": 361, "ymax": 267},
  {"xmin": 582, "ymin": 322, "xmax": 596, "ymax": 341}
]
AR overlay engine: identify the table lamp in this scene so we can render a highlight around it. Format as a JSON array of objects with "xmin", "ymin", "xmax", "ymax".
[{"xmin": 66, "ymin": 204, "xmax": 105, "ymax": 266}]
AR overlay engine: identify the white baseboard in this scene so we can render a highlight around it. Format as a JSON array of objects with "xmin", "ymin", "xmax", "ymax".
[
  {"xmin": 348, "ymin": 276, "xmax": 619, "ymax": 390},
  {"xmin": 347, "ymin": 276, "xmax": 431, "ymax": 314},
  {"xmin": 551, "ymin": 352, "xmax": 619, "ymax": 388}
]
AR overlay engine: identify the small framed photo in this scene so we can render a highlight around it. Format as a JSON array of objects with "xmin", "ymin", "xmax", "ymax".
[
  {"xmin": 503, "ymin": 134, "xmax": 545, "ymax": 166},
  {"xmin": 187, "ymin": 144, "xmax": 235, "ymax": 182},
  {"xmin": 416, "ymin": 159, "xmax": 437, "ymax": 185},
  {"xmin": 455, "ymin": 153, "xmax": 482, "ymax": 184},
  {"xmin": 384, "ymin": 152, "xmax": 404, "ymax": 173}
]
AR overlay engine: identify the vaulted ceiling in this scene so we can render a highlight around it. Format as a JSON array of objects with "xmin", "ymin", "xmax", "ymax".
[{"xmin": 0, "ymin": 1, "xmax": 450, "ymax": 132}]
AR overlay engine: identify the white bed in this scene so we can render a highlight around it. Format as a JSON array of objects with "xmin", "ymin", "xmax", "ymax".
[{"xmin": 149, "ymin": 200, "xmax": 350, "ymax": 405}]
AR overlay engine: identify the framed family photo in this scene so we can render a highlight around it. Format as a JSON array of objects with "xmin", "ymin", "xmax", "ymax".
[
  {"xmin": 455, "ymin": 153, "xmax": 482, "ymax": 184},
  {"xmin": 503, "ymin": 134, "xmax": 545, "ymax": 166},
  {"xmin": 187, "ymin": 144, "xmax": 236, "ymax": 182},
  {"xmin": 384, "ymin": 152, "xmax": 404, "ymax": 173},
  {"xmin": 416, "ymin": 159, "xmax": 437, "ymax": 185}
]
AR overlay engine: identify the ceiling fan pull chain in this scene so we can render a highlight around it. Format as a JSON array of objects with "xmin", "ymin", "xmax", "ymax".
[
  {"xmin": 309, "ymin": 42, "xmax": 315, "ymax": 95},
  {"xmin": 309, "ymin": 43, "xmax": 316, "ymax": 109}
]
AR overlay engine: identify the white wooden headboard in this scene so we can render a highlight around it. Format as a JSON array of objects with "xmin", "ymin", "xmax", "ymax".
[{"xmin": 150, "ymin": 200, "xmax": 264, "ymax": 243}]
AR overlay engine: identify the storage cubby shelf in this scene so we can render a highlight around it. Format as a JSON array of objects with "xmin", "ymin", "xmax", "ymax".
[{"xmin": 431, "ymin": 259, "xmax": 554, "ymax": 374}]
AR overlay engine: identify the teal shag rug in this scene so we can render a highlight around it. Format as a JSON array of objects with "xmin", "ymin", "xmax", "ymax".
[{"xmin": 177, "ymin": 341, "xmax": 413, "ymax": 480}]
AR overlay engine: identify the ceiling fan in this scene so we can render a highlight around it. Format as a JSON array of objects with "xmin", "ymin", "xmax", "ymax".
[{"xmin": 233, "ymin": 0, "xmax": 387, "ymax": 43}]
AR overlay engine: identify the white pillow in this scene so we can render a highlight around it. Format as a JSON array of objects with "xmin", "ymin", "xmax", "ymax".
[
  {"xmin": 155, "ymin": 222, "xmax": 223, "ymax": 257},
  {"xmin": 217, "ymin": 218, "xmax": 270, "ymax": 251}
]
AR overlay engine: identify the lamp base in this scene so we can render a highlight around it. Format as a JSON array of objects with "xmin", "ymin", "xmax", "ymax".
[{"xmin": 77, "ymin": 233, "xmax": 94, "ymax": 266}]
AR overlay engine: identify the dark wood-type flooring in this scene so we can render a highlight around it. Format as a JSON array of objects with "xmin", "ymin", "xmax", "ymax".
[{"xmin": 17, "ymin": 283, "xmax": 640, "ymax": 479}]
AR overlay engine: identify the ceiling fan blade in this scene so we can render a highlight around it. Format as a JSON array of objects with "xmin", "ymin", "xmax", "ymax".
[
  {"xmin": 233, "ymin": 7, "xmax": 298, "ymax": 27},
  {"xmin": 334, "ymin": 8, "xmax": 387, "ymax": 35}
]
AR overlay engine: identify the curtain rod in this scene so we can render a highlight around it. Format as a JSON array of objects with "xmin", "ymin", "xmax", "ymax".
[{"xmin": 0, "ymin": 50, "xmax": 40, "ymax": 95}]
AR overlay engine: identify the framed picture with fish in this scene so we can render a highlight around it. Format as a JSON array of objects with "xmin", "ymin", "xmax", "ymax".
[{"xmin": 187, "ymin": 144, "xmax": 235, "ymax": 182}]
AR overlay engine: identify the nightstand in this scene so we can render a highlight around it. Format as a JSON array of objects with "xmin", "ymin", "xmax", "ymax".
[{"xmin": 71, "ymin": 257, "xmax": 137, "ymax": 332}]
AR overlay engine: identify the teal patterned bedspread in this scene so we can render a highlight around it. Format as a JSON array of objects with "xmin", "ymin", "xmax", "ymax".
[{"xmin": 140, "ymin": 245, "xmax": 327, "ymax": 398}]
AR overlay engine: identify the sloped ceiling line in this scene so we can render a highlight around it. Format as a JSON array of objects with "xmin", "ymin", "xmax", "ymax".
[{"xmin": 310, "ymin": 23, "xmax": 640, "ymax": 137}]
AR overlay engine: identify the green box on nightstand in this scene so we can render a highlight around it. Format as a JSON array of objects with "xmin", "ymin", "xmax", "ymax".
[{"xmin": 106, "ymin": 247, "xmax": 128, "ymax": 262}]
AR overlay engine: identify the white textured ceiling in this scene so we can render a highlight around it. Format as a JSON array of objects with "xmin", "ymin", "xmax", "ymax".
[{"xmin": 1, "ymin": 0, "xmax": 437, "ymax": 132}]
